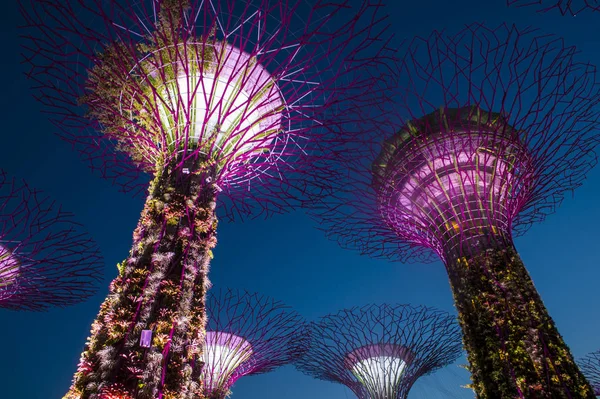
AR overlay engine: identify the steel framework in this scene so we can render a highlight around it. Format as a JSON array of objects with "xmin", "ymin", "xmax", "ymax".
[
  {"xmin": 295, "ymin": 304, "xmax": 463, "ymax": 399},
  {"xmin": 20, "ymin": 0, "xmax": 392, "ymax": 397},
  {"xmin": 580, "ymin": 350, "xmax": 600, "ymax": 396},
  {"xmin": 315, "ymin": 22, "xmax": 600, "ymax": 398},
  {"xmin": 201, "ymin": 289, "xmax": 306, "ymax": 399},
  {"xmin": 507, "ymin": 0, "xmax": 600, "ymax": 14},
  {"xmin": 0, "ymin": 170, "xmax": 102, "ymax": 311}
]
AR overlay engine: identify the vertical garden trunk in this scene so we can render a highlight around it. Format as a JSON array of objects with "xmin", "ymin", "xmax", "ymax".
[
  {"xmin": 445, "ymin": 244, "xmax": 595, "ymax": 399},
  {"xmin": 66, "ymin": 155, "xmax": 218, "ymax": 399}
]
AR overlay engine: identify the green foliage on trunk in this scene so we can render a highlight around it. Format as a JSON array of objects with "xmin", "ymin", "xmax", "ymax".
[
  {"xmin": 446, "ymin": 246, "xmax": 595, "ymax": 398},
  {"xmin": 65, "ymin": 157, "xmax": 217, "ymax": 399}
]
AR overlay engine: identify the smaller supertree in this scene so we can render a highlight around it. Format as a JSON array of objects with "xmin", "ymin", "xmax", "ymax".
[
  {"xmin": 295, "ymin": 304, "xmax": 463, "ymax": 399},
  {"xmin": 0, "ymin": 170, "xmax": 103, "ymax": 311},
  {"xmin": 200, "ymin": 289, "xmax": 306, "ymax": 398},
  {"xmin": 580, "ymin": 350, "xmax": 600, "ymax": 396},
  {"xmin": 507, "ymin": 0, "xmax": 600, "ymax": 14}
]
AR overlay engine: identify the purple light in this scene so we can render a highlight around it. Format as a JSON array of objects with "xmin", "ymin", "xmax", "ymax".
[
  {"xmin": 201, "ymin": 289, "xmax": 306, "ymax": 398},
  {"xmin": 0, "ymin": 170, "xmax": 102, "ymax": 311},
  {"xmin": 140, "ymin": 330, "xmax": 153, "ymax": 348},
  {"xmin": 19, "ymin": 0, "xmax": 393, "ymax": 395},
  {"xmin": 373, "ymin": 108, "xmax": 535, "ymax": 260}
]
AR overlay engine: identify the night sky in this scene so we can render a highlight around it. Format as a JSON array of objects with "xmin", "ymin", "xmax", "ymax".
[{"xmin": 2, "ymin": 0, "xmax": 600, "ymax": 398}]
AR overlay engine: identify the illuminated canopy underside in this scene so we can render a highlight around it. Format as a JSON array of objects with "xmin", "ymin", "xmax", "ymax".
[
  {"xmin": 200, "ymin": 331, "xmax": 253, "ymax": 392},
  {"xmin": 374, "ymin": 108, "xmax": 533, "ymax": 258},
  {"xmin": 125, "ymin": 42, "xmax": 285, "ymax": 181},
  {"xmin": 0, "ymin": 244, "xmax": 20, "ymax": 300},
  {"xmin": 344, "ymin": 344, "xmax": 412, "ymax": 399}
]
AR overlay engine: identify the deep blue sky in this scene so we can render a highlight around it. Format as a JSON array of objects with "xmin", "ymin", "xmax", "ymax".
[{"xmin": 2, "ymin": 0, "xmax": 600, "ymax": 398}]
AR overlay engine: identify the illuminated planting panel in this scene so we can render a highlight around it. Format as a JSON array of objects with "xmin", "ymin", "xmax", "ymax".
[
  {"xmin": 345, "ymin": 344, "xmax": 411, "ymax": 399},
  {"xmin": 200, "ymin": 331, "xmax": 253, "ymax": 392},
  {"xmin": 0, "ymin": 244, "xmax": 19, "ymax": 301},
  {"xmin": 376, "ymin": 123, "xmax": 533, "ymax": 257},
  {"xmin": 137, "ymin": 42, "xmax": 284, "ymax": 169}
]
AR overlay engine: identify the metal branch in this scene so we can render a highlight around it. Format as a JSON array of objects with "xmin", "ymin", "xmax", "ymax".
[
  {"xmin": 295, "ymin": 304, "xmax": 463, "ymax": 399},
  {"xmin": 202, "ymin": 289, "xmax": 307, "ymax": 398},
  {"xmin": 0, "ymin": 170, "xmax": 103, "ymax": 311}
]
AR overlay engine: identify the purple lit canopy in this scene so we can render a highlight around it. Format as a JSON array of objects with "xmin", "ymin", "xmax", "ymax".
[
  {"xmin": 0, "ymin": 170, "xmax": 102, "ymax": 311},
  {"xmin": 20, "ymin": 0, "xmax": 394, "ymax": 219},
  {"xmin": 315, "ymin": 23, "xmax": 600, "ymax": 264},
  {"xmin": 19, "ymin": 1, "xmax": 393, "ymax": 397},
  {"xmin": 201, "ymin": 289, "xmax": 306, "ymax": 398}
]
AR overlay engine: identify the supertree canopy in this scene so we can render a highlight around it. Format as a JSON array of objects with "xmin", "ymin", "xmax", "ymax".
[
  {"xmin": 580, "ymin": 350, "xmax": 600, "ymax": 396},
  {"xmin": 201, "ymin": 289, "xmax": 306, "ymax": 398},
  {"xmin": 506, "ymin": 0, "xmax": 600, "ymax": 14},
  {"xmin": 19, "ymin": 0, "xmax": 391, "ymax": 398},
  {"xmin": 0, "ymin": 170, "xmax": 102, "ymax": 311},
  {"xmin": 295, "ymin": 304, "xmax": 463, "ymax": 399},
  {"xmin": 314, "ymin": 23, "xmax": 600, "ymax": 398}
]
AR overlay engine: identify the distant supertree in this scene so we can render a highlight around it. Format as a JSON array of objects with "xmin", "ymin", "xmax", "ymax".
[
  {"xmin": 314, "ymin": 23, "xmax": 600, "ymax": 398},
  {"xmin": 0, "ymin": 170, "xmax": 102, "ymax": 311},
  {"xmin": 507, "ymin": 0, "xmax": 600, "ymax": 14},
  {"xmin": 295, "ymin": 304, "xmax": 463, "ymax": 399},
  {"xmin": 201, "ymin": 289, "xmax": 305, "ymax": 399},
  {"xmin": 580, "ymin": 350, "xmax": 600, "ymax": 396},
  {"xmin": 19, "ymin": 0, "xmax": 391, "ymax": 398}
]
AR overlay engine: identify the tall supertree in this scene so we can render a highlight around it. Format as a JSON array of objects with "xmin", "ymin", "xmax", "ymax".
[
  {"xmin": 580, "ymin": 350, "xmax": 600, "ymax": 396},
  {"xmin": 295, "ymin": 304, "xmax": 463, "ymax": 399},
  {"xmin": 0, "ymin": 170, "xmax": 102, "ymax": 311},
  {"xmin": 506, "ymin": 0, "xmax": 600, "ymax": 14},
  {"xmin": 314, "ymin": 23, "xmax": 600, "ymax": 398},
  {"xmin": 200, "ymin": 289, "xmax": 305, "ymax": 399},
  {"xmin": 19, "ymin": 0, "xmax": 392, "ymax": 398}
]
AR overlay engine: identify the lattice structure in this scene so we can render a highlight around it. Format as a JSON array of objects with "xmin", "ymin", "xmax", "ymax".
[
  {"xmin": 20, "ymin": 1, "xmax": 391, "ymax": 398},
  {"xmin": 201, "ymin": 289, "xmax": 306, "ymax": 398},
  {"xmin": 580, "ymin": 350, "xmax": 600, "ymax": 396},
  {"xmin": 0, "ymin": 170, "xmax": 102, "ymax": 311},
  {"xmin": 372, "ymin": 107, "xmax": 534, "ymax": 262},
  {"xmin": 507, "ymin": 0, "xmax": 600, "ymax": 14},
  {"xmin": 295, "ymin": 304, "xmax": 463, "ymax": 399},
  {"xmin": 315, "ymin": 23, "xmax": 600, "ymax": 398}
]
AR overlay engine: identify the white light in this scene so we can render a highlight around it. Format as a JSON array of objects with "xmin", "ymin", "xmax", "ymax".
[
  {"xmin": 351, "ymin": 355, "xmax": 407, "ymax": 398},
  {"xmin": 200, "ymin": 332, "xmax": 253, "ymax": 392},
  {"xmin": 155, "ymin": 43, "xmax": 284, "ymax": 163}
]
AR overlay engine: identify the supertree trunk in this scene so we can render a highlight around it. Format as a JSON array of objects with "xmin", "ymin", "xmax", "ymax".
[
  {"xmin": 68, "ymin": 155, "xmax": 217, "ymax": 399},
  {"xmin": 445, "ymin": 244, "xmax": 594, "ymax": 398}
]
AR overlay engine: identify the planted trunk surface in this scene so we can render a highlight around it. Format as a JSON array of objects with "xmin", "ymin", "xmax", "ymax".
[
  {"xmin": 66, "ymin": 156, "xmax": 217, "ymax": 399},
  {"xmin": 445, "ymin": 245, "xmax": 594, "ymax": 399}
]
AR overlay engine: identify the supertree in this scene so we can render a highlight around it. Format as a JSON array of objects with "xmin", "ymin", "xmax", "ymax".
[
  {"xmin": 506, "ymin": 0, "xmax": 600, "ymax": 14},
  {"xmin": 19, "ymin": 0, "xmax": 392, "ymax": 398},
  {"xmin": 580, "ymin": 350, "xmax": 600, "ymax": 396},
  {"xmin": 294, "ymin": 304, "xmax": 463, "ymax": 399},
  {"xmin": 314, "ymin": 23, "xmax": 600, "ymax": 398},
  {"xmin": 200, "ymin": 289, "xmax": 306, "ymax": 399},
  {"xmin": 0, "ymin": 169, "xmax": 102, "ymax": 311}
]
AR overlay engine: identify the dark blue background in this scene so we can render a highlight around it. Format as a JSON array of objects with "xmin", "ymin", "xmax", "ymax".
[{"xmin": 1, "ymin": 0, "xmax": 599, "ymax": 398}]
